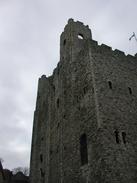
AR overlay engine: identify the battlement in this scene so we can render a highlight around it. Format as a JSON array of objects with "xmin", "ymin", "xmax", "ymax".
[
  {"xmin": 61, "ymin": 19, "xmax": 137, "ymax": 61},
  {"xmin": 65, "ymin": 18, "xmax": 90, "ymax": 31},
  {"xmin": 90, "ymin": 39, "xmax": 137, "ymax": 60},
  {"xmin": 68, "ymin": 19, "xmax": 89, "ymax": 29}
]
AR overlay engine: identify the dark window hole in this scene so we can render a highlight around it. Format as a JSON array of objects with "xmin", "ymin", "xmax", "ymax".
[
  {"xmin": 108, "ymin": 81, "xmax": 112, "ymax": 89},
  {"xmin": 80, "ymin": 133, "xmax": 88, "ymax": 165},
  {"xmin": 78, "ymin": 34, "xmax": 84, "ymax": 39},
  {"xmin": 122, "ymin": 132, "xmax": 126, "ymax": 144},
  {"xmin": 83, "ymin": 86, "xmax": 87, "ymax": 94},
  {"xmin": 63, "ymin": 39, "xmax": 66, "ymax": 46},
  {"xmin": 40, "ymin": 168, "xmax": 45, "ymax": 177},
  {"xmin": 40, "ymin": 154, "xmax": 43, "ymax": 163},
  {"xmin": 128, "ymin": 87, "xmax": 132, "ymax": 95},
  {"xmin": 114, "ymin": 130, "xmax": 120, "ymax": 144},
  {"xmin": 57, "ymin": 123, "xmax": 59, "ymax": 128},
  {"xmin": 57, "ymin": 98, "xmax": 59, "ymax": 108}
]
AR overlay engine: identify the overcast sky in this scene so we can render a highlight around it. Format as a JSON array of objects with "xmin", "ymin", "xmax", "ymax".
[{"xmin": 0, "ymin": 0, "xmax": 137, "ymax": 170}]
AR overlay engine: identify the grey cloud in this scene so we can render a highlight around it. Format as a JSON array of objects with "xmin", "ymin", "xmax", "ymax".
[{"xmin": 0, "ymin": 0, "xmax": 137, "ymax": 170}]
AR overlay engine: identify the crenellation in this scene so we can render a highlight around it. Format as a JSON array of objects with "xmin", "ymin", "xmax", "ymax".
[
  {"xmin": 41, "ymin": 74, "xmax": 46, "ymax": 79},
  {"xmin": 91, "ymin": 39, "xmax": 98, "ymax": 47},
  {"xmin": 127, "ymin": 54, "xmax": 135, "ymax": 60},
  {"xmin": 96, "ymin": 44, "xmax": 113, "ymax": 55},
  {"xmin": 100, "ymin": 43, "xmax": 112, "ymax": 51},
  {"xmin": 76, "ymin": 20, "xmax": 83, "ymax": 24},
  {"xmin": 86, "ymin": 25, "xmax": 89, "ymax": 28},
  {"xmin": 135, "ymin": 53, "xmax": 137, "ymax": 57},
  {"xmin": 114, "ymin": 49, "xmax": 125, "ymax": 56},
  {"xmin": 68, "ymin": 18, "xmax": 74, "ymax": 24}
]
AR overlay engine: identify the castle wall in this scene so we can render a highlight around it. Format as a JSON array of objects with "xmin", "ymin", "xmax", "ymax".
[
  {"xmin": 30, "ymin": 19, "xmax": 137, "ymax": 183},
  {"xmin": 30, "ymin": 76, "xmax": 51, "ymax": 183},
  {"xmin": 89, "ymin": 41, "xmax": 137, "ymax": 182}
]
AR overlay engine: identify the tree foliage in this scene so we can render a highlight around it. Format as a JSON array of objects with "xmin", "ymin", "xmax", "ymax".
[{"xmin": 12, "ymin": 167, "xmax": 29, "ymax": 176}]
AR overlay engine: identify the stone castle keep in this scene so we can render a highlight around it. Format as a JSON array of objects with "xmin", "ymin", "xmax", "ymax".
[{"xmin": 30, "ymin": 19, "xmax": 137, "ymax": 183}]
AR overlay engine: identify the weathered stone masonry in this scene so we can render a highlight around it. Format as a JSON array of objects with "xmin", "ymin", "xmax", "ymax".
[{"xmin": 30, "ymin": 19, "xmax": 137, "ymax": 183}]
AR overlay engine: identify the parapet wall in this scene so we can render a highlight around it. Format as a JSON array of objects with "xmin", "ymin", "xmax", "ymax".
[
  {"xmin": 62, "ymin": 18, "xmax": 137, "ymax": 59},
  {"xmin": 90, "ymin": 39, "xmax": 137, "ymax": 60}
]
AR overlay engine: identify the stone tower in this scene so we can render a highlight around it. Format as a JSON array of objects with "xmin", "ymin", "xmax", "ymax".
[{"xmin": 30, "ymin": 19, "xmax": 137, "ymax": 183}]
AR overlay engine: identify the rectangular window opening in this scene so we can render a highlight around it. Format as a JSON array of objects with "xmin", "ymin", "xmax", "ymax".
[
  {"xmin": 128, "ymin": 87, "xmax": 132, "ymax": 95},
  {"xmin": 80, "ymin": 134, "xmax": 88, "ymax": 166},
  {"xmin": 114, "ymin": 130, "xmax": 120, "ymax": 144},
  {"xmin": 122, "ymin": 132, "xmax": 126, "ymax": 144},
  {"xmin": 108, "ymin": 81, "xmax": 112, "ymax": 89},
  {"xmin": 40, "ymin": 168, "xmax": 45, "ymax": 178},
  {"xmin": 40, "ymin": 154, "xmax": 43, "ymax": 163}
]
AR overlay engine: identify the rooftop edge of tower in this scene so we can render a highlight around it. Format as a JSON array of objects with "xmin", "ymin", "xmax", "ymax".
[
  {"xmin": 61, "ymin": 18, "xmax": 92, "ymax": 40},
  {"xmin": 67, "ymin": 18, "xmax": 89, "ymax": 28}
]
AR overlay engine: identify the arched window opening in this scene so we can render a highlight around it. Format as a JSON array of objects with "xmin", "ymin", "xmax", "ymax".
[
  {"xmin": 114, "ymin": 130, "xmax": 120, "ymax": 144},
  {"xmin": 128, "ymin": 87, "xmax": 132, "ymax": 95},
  {"xmin": 78, "ymin": 34, "xmax": 84, "ymax": 39},
  {"xmin": 122, "ymin": 132, "xmax": 126, "ymax": 144},
  {"xmin": 80, "ymin": 134, "xmax": 88, "ymax": 166},
  {"xmin": 108, "ymin": 81, "xmax": 112, "ymax": 89}
]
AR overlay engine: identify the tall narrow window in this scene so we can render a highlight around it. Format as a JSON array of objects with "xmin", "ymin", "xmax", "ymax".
[
  {"xmin": 63, "ymin": 39, "xmax": 66, "ymax": 46},
  {"xmin": 80, "ymin": 134, "xmax": 88, "ymax": 165},
  {"xmin": 108, "ymin": 81, "xmax": 112, "ymax": 89},
  {"xmin": 114, "ymin": 130, "xmax": 120, "ymax": 144},
  {"xmin": 40, "ymin": 154, "xmax": 43, "ymax": 163},
  {"xmin": 83, "ymin": 86, "xmax": 87, "ymax": 94},
  {"xmin": 57, "ymin": 98, "xmax": 59, "ymax": 108},
  {"xmin": 122, "ymin": 132, "xmax": 126, "ymax": 144},
  {"xmin": 40, "ymin": 168, "xmax": 45, "ymax": 177},
  {"xmin": 128, "ymin": 87, "xmax": 132, "ymax": 95}
]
